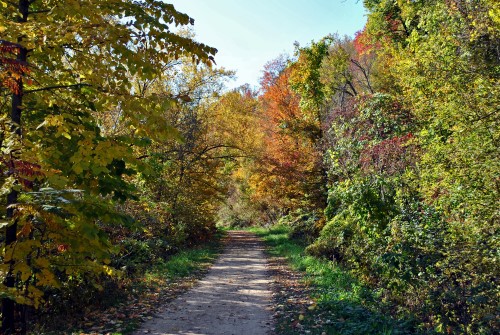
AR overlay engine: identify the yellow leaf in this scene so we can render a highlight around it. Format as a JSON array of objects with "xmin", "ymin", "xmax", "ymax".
[
  {"xmin": 14, "ymin": 263, "xmax": 32, "ymax": 282},
  {"xmin": 103, "ymin": 265, "xmax": 114, "ymax": 276},
  {"xmin": 35, "ymin": 258, "xmax": 50, "ymax": 268}
]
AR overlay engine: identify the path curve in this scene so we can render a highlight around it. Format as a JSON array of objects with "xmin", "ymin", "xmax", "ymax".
[{"xmin": 134, "ymin": 231, "xmax": 274, "ymax": 335}]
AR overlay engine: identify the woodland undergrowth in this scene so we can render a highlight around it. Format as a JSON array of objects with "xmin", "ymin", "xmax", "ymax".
[
  {"xmin": 28, "ymin": 232, "xmax": 224, "ymax": 335},
  {"xmin": 253, "ymin": 225, "xmax": 436, "ymax": 335}
]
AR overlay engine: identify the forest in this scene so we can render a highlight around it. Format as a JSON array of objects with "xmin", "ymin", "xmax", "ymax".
[{"xmin": 0, "ymin": 0, "xmax": 498, "ymax": 334}]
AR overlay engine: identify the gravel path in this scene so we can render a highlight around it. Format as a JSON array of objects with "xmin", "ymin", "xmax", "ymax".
[{"xmin": 134, "ymin": 231, "xmax": 274, "ymax": 335}]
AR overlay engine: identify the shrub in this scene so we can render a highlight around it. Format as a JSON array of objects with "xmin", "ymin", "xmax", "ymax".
[{"xmin": 280, "ymin": 210, "xmax": 324, "ymax": 244}]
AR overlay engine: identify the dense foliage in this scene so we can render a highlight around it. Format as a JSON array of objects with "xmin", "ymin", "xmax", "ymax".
[
  {"xmin": 223, "ymin": 1, "xmax": 499, "ymax": 334},
  {"xmin": 1, "ymin": 0, "xmax": 498, "ymax": 334},
  {"xmin": 0, "ymin": 1, "xmax": 247, "ymax": 332}
]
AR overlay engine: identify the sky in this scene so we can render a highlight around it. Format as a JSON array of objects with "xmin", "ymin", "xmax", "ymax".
[{"xmin": 169, "ymin": 0, "xmax": 367, "ymax": 89}]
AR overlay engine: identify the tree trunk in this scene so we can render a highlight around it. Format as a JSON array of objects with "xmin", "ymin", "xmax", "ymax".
[{"xmin": 1, "ymin": 0, "xmax": 29, "ymax": 332}]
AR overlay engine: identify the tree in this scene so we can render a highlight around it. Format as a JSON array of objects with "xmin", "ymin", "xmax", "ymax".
[
  {"xmin": 259, "ymin": 56, "xmax": 324, "ymax": 211},
  {"xmin": 209, "ymin": 87, "xmax": 264, "ymax": 227},
  {"xmin": 0, "ymin": 1, "xmax": 216, "ymax": 331},
  {"xmin": 131, "ymin": 58, "xmax": 238, "ymax": 244}
]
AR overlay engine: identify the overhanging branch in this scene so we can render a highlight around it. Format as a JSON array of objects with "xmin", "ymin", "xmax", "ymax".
[{"xmin": 25, "ymin": 83, "xmax": 91, "ymax": 94}]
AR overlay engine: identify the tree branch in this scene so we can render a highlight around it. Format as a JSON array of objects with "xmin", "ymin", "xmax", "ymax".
[
  {"xmin": 350, "ymin": 58, "xmax": 374, "ymax": 94},
  {"xmin": 25, "ymin": 83, "xmax": 91, "ymax": 94},
  {"xmin": 28, "ymin": 9, "xmax": 51, "ymax": 14}
]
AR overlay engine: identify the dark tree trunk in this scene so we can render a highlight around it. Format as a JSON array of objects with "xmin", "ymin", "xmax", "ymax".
[{"xmin": 1, "ymin": 0, "xmax": 29, "ymax": 332}]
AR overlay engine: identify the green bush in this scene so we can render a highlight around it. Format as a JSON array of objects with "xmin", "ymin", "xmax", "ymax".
[
  {"xmin": 279, "ymin": 210, "xmax": 324, "ymax": 244},
  {"xmin": 309, "ymin": 181, "xmax": 499, "ymax": 333},
  {"xmin": 114, "ymin": 237, "xmax": 175, "ymax": 274}
]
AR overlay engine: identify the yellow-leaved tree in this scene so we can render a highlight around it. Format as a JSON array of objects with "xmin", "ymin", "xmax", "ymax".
[{"xmin": 0, "ymin": 0, "xmax": 216, "ymax": 331}]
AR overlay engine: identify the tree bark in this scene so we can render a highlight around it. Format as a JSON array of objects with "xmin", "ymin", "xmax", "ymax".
[{"xmin": 1, "ymin": 0, "xmax": 29, "ymax": 332}]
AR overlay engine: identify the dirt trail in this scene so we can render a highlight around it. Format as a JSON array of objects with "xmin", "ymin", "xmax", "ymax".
[{"xmin": 134, "ymin": 231, "xmax": 274, "ymax": 335}]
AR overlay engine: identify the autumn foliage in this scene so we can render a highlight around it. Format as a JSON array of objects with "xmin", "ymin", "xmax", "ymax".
[
  {"xmin": 0, "ymin": 0, "xmax": 498, "ymax": 334},
  {"xmin": 253, "ymin": 57, "xmax": 323, "ymax": 212},
  {"xmin": 0, "ymin": 41, "xmax": 30, "ymax": 95}
]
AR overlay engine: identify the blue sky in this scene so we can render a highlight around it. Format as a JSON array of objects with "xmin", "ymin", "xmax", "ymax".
[{"xmin": 169, "ymin": 0, "xmax": 367, "ymax": 89}]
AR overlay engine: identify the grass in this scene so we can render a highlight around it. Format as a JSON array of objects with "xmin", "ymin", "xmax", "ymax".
[
  {"xmin": 147, "ymin": 234, "xmax": 224, "ymax": 280},
  {"xmin": 251, "ymin": 225, "xmax": 428, "ymax": 335}
]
